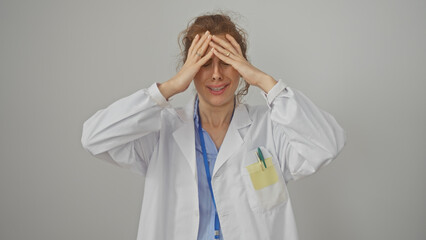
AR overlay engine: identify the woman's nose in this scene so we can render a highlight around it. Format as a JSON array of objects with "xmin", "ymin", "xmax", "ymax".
[{"xmin": 212, "ymin": 62, "xmax": 223, "ymax": 80}]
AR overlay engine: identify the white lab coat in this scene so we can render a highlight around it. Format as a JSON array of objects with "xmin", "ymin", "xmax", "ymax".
[{"xmin": 81, "ymin": 79, "xmax": 345, "ymax": 240}]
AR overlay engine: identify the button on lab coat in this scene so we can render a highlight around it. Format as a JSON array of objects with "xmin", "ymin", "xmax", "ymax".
[{"xmin": 81, "ymin": 80, "xmax": 346, "ymax": 240}]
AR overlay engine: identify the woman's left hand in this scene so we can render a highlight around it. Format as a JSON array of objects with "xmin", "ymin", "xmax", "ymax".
[{"xmin": 209, "ymin": 34, "xmax": 277, "ymax": 93}]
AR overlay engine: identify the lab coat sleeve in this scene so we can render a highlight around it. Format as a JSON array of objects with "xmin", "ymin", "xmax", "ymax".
[
  {"xmin": 81, "ymin": 83, "xmax": 170, "ymax": 176},
  {"xmin": 265, "ymin": 79, "xmax": 346, "ymax": 182}
]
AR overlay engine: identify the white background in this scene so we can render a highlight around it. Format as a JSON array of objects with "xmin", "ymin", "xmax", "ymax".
[{"xmin": 1, "ymin": 0, "xmax": 425, "ymax": 239}]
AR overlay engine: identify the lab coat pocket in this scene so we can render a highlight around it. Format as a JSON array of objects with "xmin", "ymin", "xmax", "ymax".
[{"xmin": 243, "ymin": 147, "xmax": 288, "ymax": 211}]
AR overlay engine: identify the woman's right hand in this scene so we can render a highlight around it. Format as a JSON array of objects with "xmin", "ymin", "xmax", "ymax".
[{"xmin": 158, "ymin": 31, "xmax": 214, "ymax": 100}]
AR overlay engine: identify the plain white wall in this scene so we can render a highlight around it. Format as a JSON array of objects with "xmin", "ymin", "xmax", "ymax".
[{"xmin": 1, "ymin": 0, "xmax": 425, "ymax": 239}]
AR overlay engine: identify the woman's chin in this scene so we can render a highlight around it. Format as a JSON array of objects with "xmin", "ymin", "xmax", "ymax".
[{"xmin": 203, "ymin": 96, "xmax": 234, "ymax": 108}]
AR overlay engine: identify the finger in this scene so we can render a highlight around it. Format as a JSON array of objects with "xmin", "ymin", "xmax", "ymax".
[
  {"xmin": 193, "ymin": 31, "xmax": 210, "ymax": 57},
  {"xmin": 196, "ymin": 48, "xmax": 214, "ymax": 67},
  {"xmin": 212, "ymin": 48, "xmax": 236, "ymax": 65},
  {"xmin": 211, "ymin": 35, "xmax": 239, "ymax": 55},
  {"xmin": 190, "ymin": 32, "xmax": 207, "ymax": 57},
  {"xmin": 188, "ymin": 34, "xmax": 200, "ymax": 56},
  {"xmin": 225, "ymin": 34, "xmax": 243, "ymax": 56},
  {"xmin": 209, "ymin": 41, "xmax": 237, "ymax": 60},
  {"xmin": 197, "ymin": 34, "xmax": 212, "ymax": 58}
]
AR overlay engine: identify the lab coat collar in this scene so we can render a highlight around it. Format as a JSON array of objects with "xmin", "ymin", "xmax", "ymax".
[
  {"xmin": 173, "ymin": 95, "xmax": 252, "ymax": 179},
  {"xmin": 213, "ymin": 101, "xmax": 252, "ymax": 176},
  {"xmin": 172, "ymin": 96, "xmax": 197, "ymax": 180}
]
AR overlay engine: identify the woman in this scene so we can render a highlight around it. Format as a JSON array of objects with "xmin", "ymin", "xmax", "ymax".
[{"xmin": 81, "ymin": 13, "xmax": 345, "ymax": 240}]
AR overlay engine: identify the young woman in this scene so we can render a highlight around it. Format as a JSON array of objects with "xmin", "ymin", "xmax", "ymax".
[{"xmin": 82, "ymin": 13, "xmax": 345, "ymax": 240}]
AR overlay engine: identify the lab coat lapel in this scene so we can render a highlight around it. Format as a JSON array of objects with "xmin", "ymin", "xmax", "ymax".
[
  {"xmin": 213, "ymin": 104, "xmax": 252, "ymax": 177},
  {"xmin": 172, "ymin": 97, "xmax": 197, "ymax": 179}
]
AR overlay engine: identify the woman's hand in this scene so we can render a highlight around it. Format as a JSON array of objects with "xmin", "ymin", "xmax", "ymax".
[
  {"xmin": 209, "ymin": 34, "xmax": 277, "ymax": 93},
  {"xmin": 159, "ymin": 31, "xmax": 214, "ymax": 100}
]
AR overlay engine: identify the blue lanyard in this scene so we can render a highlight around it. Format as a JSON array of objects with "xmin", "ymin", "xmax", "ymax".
[{"xmin": 197, "ymin": 106, "xmax": 221, "ymax": 239}]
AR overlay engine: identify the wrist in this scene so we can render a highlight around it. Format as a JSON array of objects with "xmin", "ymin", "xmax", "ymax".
[
  {"xmin": 158, "ymin": 80, "xmax": 180, "ymax": 100},
  {"xmin": 255, "ymin": 74, "xmax": 277, "ymax": 93}
]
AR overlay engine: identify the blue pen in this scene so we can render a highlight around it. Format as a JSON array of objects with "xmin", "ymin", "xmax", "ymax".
[{"xmin": 257, "ymin": 147, "xmax": 267, "ymax": 168}]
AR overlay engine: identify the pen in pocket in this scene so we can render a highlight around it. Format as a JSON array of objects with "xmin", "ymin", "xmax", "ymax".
[{"xmin": 256, "ymin": 147, "xmax": 267, "ymax": 169}]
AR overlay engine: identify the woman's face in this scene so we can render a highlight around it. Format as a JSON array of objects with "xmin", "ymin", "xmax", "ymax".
[{"xmin": 193, "ymin": 34, "xmax": 240, "ymax": 109}]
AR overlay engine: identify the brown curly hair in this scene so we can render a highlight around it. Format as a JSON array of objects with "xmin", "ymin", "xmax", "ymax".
[{"xmin": 178, "ymin": 12, "xmax": 250, "ymax": 103}]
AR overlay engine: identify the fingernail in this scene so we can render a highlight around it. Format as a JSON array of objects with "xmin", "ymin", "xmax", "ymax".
[
  {"xmin": 208, "ymin": 35, "xmax": 211, "ymax": 39},
  {"xmin": 205, "ymin": 30, "xmax": 209, "ymax": 35}
]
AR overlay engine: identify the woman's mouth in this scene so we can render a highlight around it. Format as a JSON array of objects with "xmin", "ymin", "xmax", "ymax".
[{"xmin": 207, "ymin": 84, "xmax": 229, "ymax": 95}]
